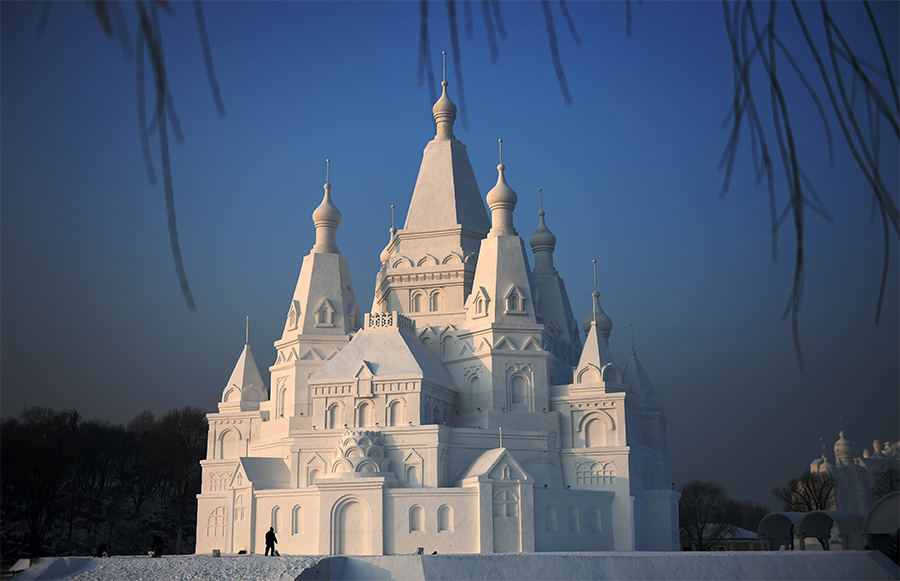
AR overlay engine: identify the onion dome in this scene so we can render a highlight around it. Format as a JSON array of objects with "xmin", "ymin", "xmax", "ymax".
[
  {"xmin": 583, "ymin": 291, "xmax": 613, "ymax": 338},
  {"xmin": 311, "ymin": 160, "xmax": 341, "ymax": 254},
  {"xmin": 380, "ymin": 225, "xmax": 397, "ymax": 264},
  {"xmin": 486, "ymin": 141, "xmax": 518, "ymax": 236},
  {"xmin": 313, "ymin": 182, "xmax": 341, "ymax": 226},
  {"xmin": 433, "ymin": 80, "xmax": 457, "ymax": 140},
  {"xmin": 529, "ymin": 210, "xmax": 557, "ymax": 251},
  {"xmin": 834, "ymin": 430, "xmax": 853, "ymax": 465}
]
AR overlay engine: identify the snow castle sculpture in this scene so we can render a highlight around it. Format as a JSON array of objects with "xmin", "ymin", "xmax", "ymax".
[{"xmin": 196, "ymin": 70, "xmax": 680, "ymax": 555}]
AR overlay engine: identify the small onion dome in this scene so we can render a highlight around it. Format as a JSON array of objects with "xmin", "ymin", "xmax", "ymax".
[
  {"xmin": 583, "ymin": 291, "xmax": 613, "ymax": 337},
  {"xmin": 380, "ymin": 227, "xmax": 397, "ymax": 264},
  {"xmin": 312, "ymin": 182, "xmax": 342, "ymax": 227},
  {"xmin": 834, "ymin": 430, "xmax": 853, "ymax": 463},
  {"xmin": 433, "ymin": 80, "xmax": 457, "ymax": 140},
  {"xmin": 486, "ymin": 164, "xmax": 517, "ymax": 208},
  {"xmin": 529, "ymin": 210, "xmax": 557, "ymax": 252},
  {"xmin": 433, "ymin": 80, "xmax": 458, "ymax": 121}
]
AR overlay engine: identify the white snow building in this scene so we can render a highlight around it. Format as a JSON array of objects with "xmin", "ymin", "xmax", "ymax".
[{"xmin": 195, "ymin": 75, "xmax": 679, "ymax": 556}]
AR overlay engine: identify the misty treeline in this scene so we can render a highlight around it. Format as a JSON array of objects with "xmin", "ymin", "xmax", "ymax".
[
  {"xmin": 0, "ymin": 406, "xmax": 207, "ymax": 565},
  {"xmin": 678, "ymin": 480, "xmax": 770, "ymax": 551}
]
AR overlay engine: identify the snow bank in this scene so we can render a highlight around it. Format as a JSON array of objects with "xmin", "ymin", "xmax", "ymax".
[
  {"xmin": 12, "ymin": 554, "xmax": 321, "ymax": 581},
  {"xmin": 10, "ymin": 551, "xmax": 898, "ymax": 580}
]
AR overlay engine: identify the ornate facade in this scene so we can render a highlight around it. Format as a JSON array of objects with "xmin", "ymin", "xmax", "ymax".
[{"xmin": 195, "ymin": 75, "xmax": 679, "ymax": 555}]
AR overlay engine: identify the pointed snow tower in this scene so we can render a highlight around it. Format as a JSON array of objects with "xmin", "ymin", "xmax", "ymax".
[
  {"xmin": 462, "ymin": 141, "xmax": 549, "ymax": 418},
  {"xmin": 218, "ymin": 320, "xmax": 268, "ymax": 414},
  {"xmin": 374, "ymin": 54, "xmax": 490, "ymax": 327},
  {"xmin": 529, "ymin": 189, "xmax": 581, "ymax": 384},
  {"xmin": 265, "ymin": 161, "xmax": 361, "ymax": 435}
]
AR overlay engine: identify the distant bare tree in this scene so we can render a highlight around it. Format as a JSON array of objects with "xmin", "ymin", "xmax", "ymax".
[
  {"xmin": 870, "ymin": 463, "xmax": 900, "ymax": 503},
  {"xmin": 679, "ymin": 480, "xmax": 738, "ymax": 551},
  {"xmin": 730, "ymin": 498, "xmax": 771, "ymax": 533},
  {"xmin": 772, "ymin": 469, "xmax": 835, "ymax": 512}
]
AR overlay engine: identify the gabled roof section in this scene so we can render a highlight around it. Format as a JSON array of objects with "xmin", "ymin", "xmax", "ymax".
[
  {"xmin": 457, "ymin": 448, "xmax": 533, "ymax": 484},
  {"xmin": 220, "ymin": 343, "xmax": 267, "ymax": 410},
  {"xmin": 404, "ymin": 139, "xmax": 490, "ymax": 234},
  {"xmin": 309, "ymin": 322, "xmax": 456, "ymax": 390},
  {"xmin": 623, "ymin": 349, "xmax": 662, "ymax": 406},
  {"xmin": 235, "ymin": 457, "xmax": 290, "ymax": 490}
]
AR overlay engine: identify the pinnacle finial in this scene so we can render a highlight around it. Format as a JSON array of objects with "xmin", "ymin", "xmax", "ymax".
[
  {"xmin": 325, "ymin": 159, "xmax": 330, "ymax": 185},
  {"xmin": 245, "ymin": 315, "xmax": 250, "ymax": 345},
  {"xmin": 442, "ymin": 51, "xmax": 447, "ymax": 83},
  {"xmin": 390, "ymin": 204, "xmax": 395, "ymax": 230},
  {"xmin": 539, "ymin": 188, "xmax": 544, "ymax": 213},
  {"xmin": 498, "ymin": 138, "xmax": 503, "ymax": 165},
  {"xmin": 593, "ymin": 259, "xmax": 598, "ymax": 293},
  {"xmin": 630, "ymin": 322, "xmax": 635, "ymax": 353}
]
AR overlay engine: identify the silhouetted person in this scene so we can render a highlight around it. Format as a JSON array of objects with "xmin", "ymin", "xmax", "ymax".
[
  {"xmin": 95, "ymin": 542, "xmax": 109, "ymax": 558},
  {"xmin": 150, "ymin": 534, "xmax": 164, "ymax": 558},
  {"xmin": 265, "ymin": 527, "xmax": 277, "ymax": 556}
]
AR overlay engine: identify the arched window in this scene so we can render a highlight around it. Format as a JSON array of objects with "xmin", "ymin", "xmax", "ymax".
[
  {"xmin": 507, "ymin": 294, "xmax": 519, "ymax": 311},
  {"xmin": 308, "ymin": 468, "xmax": 319, "ymax": 486},
  {"xmin": 292, "ymin": 505, "xmax": 302, "ymax": 535},
  {"xmin": 357, "ymin": 402, "xmax": 370, "ymax": 427},
  {"xmin": 468, "ymin": 375, "xmax": 480, "ymax": 410},
  {"xmin": 388, "ymin": 400, "xmax": 403, "ymax": 426},
  {"xmin": 476, "ymin": 296, "xmax": 485, "ymax": 315},
  {"xmin": 219, "ymin": 429, "xmax": 240, "ymax": 459},
  {"xmin": 441, "ymin": 335, "xmax": 453, "ymax": 357},
  {"xmin": 272, "ymin": 506, "xmax": 282, "ymax": 533},
  {"xmin": 438, "ymin": 505, "xmax": 453, "ymax": 532},
  {"xmin": 277, "ymin": 387, "xmax": 287, "ymax": 418},
  {"xmin": 406, "ymin": 465, "xmax": 419, "ymax": 487},
  {"xmin": 409, "ymin": 505, "xmax": 423, "ymax": 532},
  {"xmin": 493, "ymin": 490, "xmax": 518, "ymax": 518},
  {"xmin": 510, "ymin": 375, "xmax": 528, "ymax": 410},
  {"xmin": 411, "ymin": 292, "xmax": 423, "ymax": 313},
  {"xmin": 569, "ymin": 506, "xmax": 580, "ymax": 532},
  {"xmin": 429, "ymin": 291, "xmax": 442, "ymax": 312},
  {"xmin": 585, "ymin": 417, "xmax": 604, "ymax": 447},
  {"xmin": 545, "ymin": 505, "xmax": 557, "ymax": 532},
  {"xmin": 327, "ymin": 404, "xmax": 341, "ymax": 429},
  {"xmin": 234, "ymin": 495, "xmax": 245, "ymax": 521},
  {"xmin": 208, "ymin": 507, "xmax": 226, "ymax": 538}
]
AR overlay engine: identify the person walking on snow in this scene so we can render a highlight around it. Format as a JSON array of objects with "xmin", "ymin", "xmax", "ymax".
[{"xmin": 265, "ymin": 527, "xmax": 278, "ymax": 556}]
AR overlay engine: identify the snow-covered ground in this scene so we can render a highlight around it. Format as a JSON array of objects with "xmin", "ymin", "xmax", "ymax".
[{"xmin": 10, "ymin": 551, "xmax": 899, "ymax": 580}]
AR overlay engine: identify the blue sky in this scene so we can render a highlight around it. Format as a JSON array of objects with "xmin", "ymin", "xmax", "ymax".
[{"xmin": 2, "ymin": 1, "xmax": 897, "ymax": 508}]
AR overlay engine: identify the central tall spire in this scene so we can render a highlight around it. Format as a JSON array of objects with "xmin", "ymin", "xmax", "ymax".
[{"xmin": 402, "ymin": 53, "xmax": 489, "ymax": 235}]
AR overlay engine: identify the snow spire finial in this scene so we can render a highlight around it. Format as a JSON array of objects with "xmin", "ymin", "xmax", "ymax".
[
  {"xmin": 433, "ymin": 51, "xmax": 457, "ymax": 140},
  {"xmin": 391, "ymin": 204, "xmax": 395, "ymax": 231},
  {"xmin": 499, "ymin": 138, "xmax": 503, "ymax": 165},
  {"xmin": 499, "ymin": 426, "xmax": 503, "ymax": 448},
  {"xmin": 539, "ymin": 187, "xmax": 544, "ymax": 213},
  {"xmin": 592, "ymin": 259, "xmax": 598, "ymax": 327},
  {"xmin": 245, "ymin": 315, "xmax": 250, "ymax": 345},
  {"xmin": 630, "ymin": 322, "xmax": 635, "ymax": 354},
  {"xmin": 326, "ymin": 158, "xmax": 330, "ymax": 185}
]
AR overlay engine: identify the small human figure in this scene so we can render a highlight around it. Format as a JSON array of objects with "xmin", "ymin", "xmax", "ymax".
[
  {"xmin": 414, "ymin": 547, "xmax": 424, "ymax": 555},
  {"xmin": 265, "ymin": 527, "xmax": 278, "ymax": 556},
  {"xmin": 150, "ymin": 534, "xmax": 164, "ymax": 558},
  {"xmin": 95, "ymin": 542, "xmax": 109, "ymax": 558}
]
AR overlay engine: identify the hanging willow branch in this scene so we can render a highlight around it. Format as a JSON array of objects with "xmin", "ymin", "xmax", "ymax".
[{"xmin": 721, "ymin": 0, "xmax": 899, "ymax": 369}]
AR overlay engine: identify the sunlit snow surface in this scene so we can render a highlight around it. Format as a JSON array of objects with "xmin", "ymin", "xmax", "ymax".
[{"xmin": 12, "ymin": 551, "xmax": 899, "ymax": 580}]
